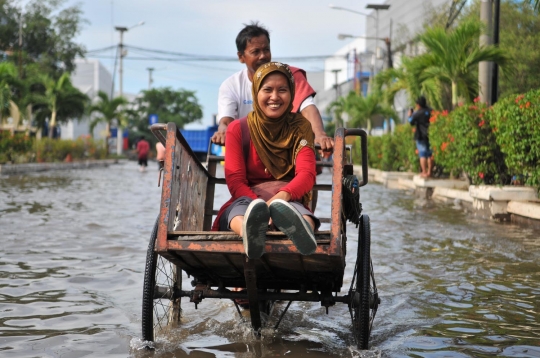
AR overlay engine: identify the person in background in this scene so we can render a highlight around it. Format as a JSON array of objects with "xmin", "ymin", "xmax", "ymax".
[
  {"xmin": 156, "ymin": 142, "xmax": 165, "ymax": 164},
  {"xmin": 211, "ymin": 21, "xmax": 333, "ymax": 153},
  {"xmin": 136, "ymin": 136, "xmax": 150, "ymax": 172},
  {"xmin": 408, "ymin": 96, "xmax": 433, "ymax": 178},
  {"xmin": 212, "ymin": 62, "xmax": 320, "ymax": 259}
]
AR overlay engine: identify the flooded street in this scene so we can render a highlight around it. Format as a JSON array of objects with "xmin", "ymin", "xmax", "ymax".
[{"xmin": 1, "ymin": 161, "xmax": 539, "ymax": 357}]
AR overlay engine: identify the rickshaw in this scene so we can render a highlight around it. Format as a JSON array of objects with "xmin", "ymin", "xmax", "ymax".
[{"xmin": 141, "ymin": 122, "xmax": 380, "ymax": 349}]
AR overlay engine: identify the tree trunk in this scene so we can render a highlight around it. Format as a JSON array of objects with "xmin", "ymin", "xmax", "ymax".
[
  {"xmin": 451, "ymin": 81, "xmax": 458, "ymax": 109},
  {"xmin": 48, "ymin": 111, "xmax": 57, "ymax": 139},
  {"xmin": 116, "ymin": 126, "xmax": 123, "ymax": 155}
]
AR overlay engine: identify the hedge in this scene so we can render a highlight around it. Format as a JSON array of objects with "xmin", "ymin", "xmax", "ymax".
[
  {"xmin": 0, "ymin": 133, "xmax": 108, "ymax": 164},
  {"xmin": 352, "ymin": 87, "xmax": 540, "ymax": 191}
]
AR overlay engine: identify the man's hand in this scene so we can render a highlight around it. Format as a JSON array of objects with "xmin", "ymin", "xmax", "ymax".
[
  {"xmin": 315, "ymin": 134, "xmax": 334, "ymax": 153},
  {"xmin": 300, "ymin": 105, "xmax": 334, "ymax": 152},
  {"xmin": 210, "ymin": 117, "xmax": 233, "ymax": 145},
  {"xmin": 211, "ymin": 126, "xmax": 227, "ymax": 145}
]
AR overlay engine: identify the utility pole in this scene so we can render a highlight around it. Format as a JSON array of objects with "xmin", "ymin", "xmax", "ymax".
[
  {"xmin": 115, "ymin": 26, "xmax": 128, "ymax": 98},
  {"xmin": 114, "ymin": 21, "xmax": 144, "ymax": 155},
  {"xmin": 479, "ymin": 0, "xmax": 493, "ymax": 104},
  {"xmin": 386, "ymin": 19, "xmax": 393, "ymax": 69},
  {"xmin": 114, "ymin": 26, "xmax": 128, "ymax": 155},
  {"xmin": 491, "ymin": 0, "xmax": 500, "ymax": 105},
  {"xmin": 146, "ymin": 67, "xmax": 154, "ymax": 90},
  {"xmin": 331, "ymin": 69, "xmax": 342, "ymax": 101},
  {"xmin": 18, "ymin": 13, "xmax": 23, "ymax": 78},
  {"xmin": 366, "ymin": 4, "xmax": 390, "ymax": 74},
  {"xmin": 384, "ymin": 38, "xmax": 393, "ymax": 69},
  {"xmin": 331, "ymin": 69, "xmax": 342, "ymax": 127}
]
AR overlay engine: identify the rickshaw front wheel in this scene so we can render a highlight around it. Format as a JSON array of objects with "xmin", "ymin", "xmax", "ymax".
[
  {"xmin": 141, "ymin": 218, "xmax": 182, "ymax": 343},
  {"xmin": 349, "ymin": 214, "xmax": 378, "ymax": 350}
]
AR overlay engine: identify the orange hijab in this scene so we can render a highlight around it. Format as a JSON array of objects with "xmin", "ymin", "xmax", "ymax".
[{"xmin": 247, "ymin": 62, "xmax": 315, "ymax": 180}]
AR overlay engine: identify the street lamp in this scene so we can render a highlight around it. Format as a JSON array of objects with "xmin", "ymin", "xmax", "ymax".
[
  {"xmin": 329, "ymin": 4, "xmax": 375, "ymax": 18},
  {"xmin": 115, "ymin": 21, "xmax": 144, "ymax": 98},
  {"xmin": 114, "ymin": 20, "xmax": 144, "ymax": 155},
  {"xmin": 146, "ymin": 67, "xmax": 154, "ymax": 90}
]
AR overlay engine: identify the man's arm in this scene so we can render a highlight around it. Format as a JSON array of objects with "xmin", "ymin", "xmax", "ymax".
[
  {"xmin": 211, "ymin": 116, "xmax": 234, "ymax": 145},
  {"xmin": 408, "ymin": 108, "xmax": 416, "ymax": 125},
  {"xmin": 300, "ymin": 104, "xmax": 334, "ymax": 152},
  {"xmin": 212, "ymin": 78, "xmax": 238, "ymax": 144}
]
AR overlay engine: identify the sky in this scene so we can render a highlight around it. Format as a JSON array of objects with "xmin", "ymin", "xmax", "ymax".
[{"xmin": 61, "ymin": 0, "xmax": 386, "ymax": 128}]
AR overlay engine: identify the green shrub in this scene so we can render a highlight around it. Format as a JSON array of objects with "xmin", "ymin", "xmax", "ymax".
[
  {"xmin": 360, "ymin": 126, "xmax": 418, "ymax": 172},
  {"xmin": 35, "ymin": 137, "xmax": 107, "ymax": 163},
  {"xmin": 492, "ymin": 89, "xmax": 540, "ymax": 188},
  {"xmin": 363, "ymin": 135, "xmax": 382, "ymax": 169},
  {"xmin": 430, "ymin": 102, "xmax": 510, "ymax": 185},
  {"xmin": 0, "ymin": 131, "xmax": 34, "ymax": 164},
  {"xmin": 392, "ymin": 124, "xmax": 419, "ymax": 173}
]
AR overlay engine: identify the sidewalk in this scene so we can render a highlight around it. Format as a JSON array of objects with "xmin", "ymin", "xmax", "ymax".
[
  {"xmin": 0, "ymin": 159, "xmax": 120, "ymax": 175},
  {"xmin": 355, "ymin": 165, "xmax": 540, "ymax": 228}
]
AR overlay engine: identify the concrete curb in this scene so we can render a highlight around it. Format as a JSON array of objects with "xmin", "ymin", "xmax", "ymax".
[
  {"xmin": 0, "ymin": 159, "xmax": 120, "ymax": 175},
  {"xmin": 354, "ymin": 165, "xmax": 540, "ymax": 225}
]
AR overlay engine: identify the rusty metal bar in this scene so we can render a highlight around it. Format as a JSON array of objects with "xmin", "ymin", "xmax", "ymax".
[
  {"xmin": 155, "ymin": 123, "xmax": 177, "ymax": 252},
  {"xmin": 274, "ymin": 301, "xmax": 293, "ymax": 330},
  {"xmin": 166, "ymin": 240, "xmax": 335, "ymax": 256},
  {"xmin": 329, "ymin": 128, "xmax": 345, "ymax": 256},
  {"xmin": 150, "ymin": 123, "xmax": 167, "ymax": 145},
  {"xmin": 244, "ymin": 258, "xmax": 262, "ymax": 332},
  {"xmin": 159, "ymin": 287, "xmax": 352, "ymax": 304},
  {"xmin": 344, "ymin": 128, "xmax": 368, "ymax": 187}
]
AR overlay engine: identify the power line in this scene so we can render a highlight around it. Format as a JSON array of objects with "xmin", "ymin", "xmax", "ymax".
[
  {"xmin": 86, "ymin": 45, "xmax": 117, "ymax": 54},
  {"xmin": 85, "ymin": 44, "xmax": 343, "ymax": 62}
]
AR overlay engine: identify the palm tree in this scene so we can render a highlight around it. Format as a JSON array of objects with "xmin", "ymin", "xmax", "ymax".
[
  {"xmin": 330, "ymin": 91, "xmax": 396, "ymax": 134},
  {"xmin": 88, "ymin": 90, "xmax": 128, "ymax": 140},
  {"xmin": 0, "ymin": 63, "xmax": 24, "ymax": 131},
  {"xmin": 374, "ymin": 56, "xmax": 447, "ymax": 111},
  {"xmin": 35, "ymin": 73, "xmax": 88, "ymax": 138},
  {"xmin": 416, "ymin": 20, "xmax": 509, "ymax": 108}
]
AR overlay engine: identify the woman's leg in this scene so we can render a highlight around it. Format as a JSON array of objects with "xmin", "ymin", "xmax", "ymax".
[
  {"xmin": 302, "ymin": 215, "xmax": 315, "ymax": 232},
  {"xmin": 230, "ymin": 216, "xmax": 244, "ymax": 236}
]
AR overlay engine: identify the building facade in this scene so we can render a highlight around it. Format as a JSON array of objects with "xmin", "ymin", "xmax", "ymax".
[
  {"xmin": 315, "ymin": 0, "xmax": 450, "ymax": 129},
  {"xmin": 59, "ymin": 59, "xmax": 113, "ymax": 140}
]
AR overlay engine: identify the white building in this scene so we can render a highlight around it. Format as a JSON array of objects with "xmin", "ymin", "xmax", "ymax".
[
  {"xmin": 59, "ymin": 58, "xmax": 112, "ymax": 140},
  {"xmin": 316, "ymin": 0, "xmax": 451, "ymax": 126},
  {"xmin": 308, "ymin": 38, "xmax": 373, "ymax": 126},
  {"xmin": 364, "ymin": 0, "xmax": 450, "ymax": 121}
]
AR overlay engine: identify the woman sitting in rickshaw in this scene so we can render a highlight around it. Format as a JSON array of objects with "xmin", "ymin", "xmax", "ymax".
[{"xmin": 212, "ymin": 62, "xmax": 321, "ymax": 259}]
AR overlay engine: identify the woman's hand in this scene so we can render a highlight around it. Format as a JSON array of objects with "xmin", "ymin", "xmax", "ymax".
[
  {"xmin": 266, "ymin": 191, "xmax": 291, "ymax": 228},
  {"xmin": 266, "ymin": 191, "xmax": 292, "ymax": 206}
]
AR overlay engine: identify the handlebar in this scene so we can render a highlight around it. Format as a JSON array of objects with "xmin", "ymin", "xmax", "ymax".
[{"xmin": 344, "ymin": 128, "xmax": 368, "ymax": 187}]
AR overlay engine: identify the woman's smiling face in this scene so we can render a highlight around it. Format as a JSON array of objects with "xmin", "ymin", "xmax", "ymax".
[{"xmin": 257, "ymin": 72, "xmax": 291, "ymax": 119}]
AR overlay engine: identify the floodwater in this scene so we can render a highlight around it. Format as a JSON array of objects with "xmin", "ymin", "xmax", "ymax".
[{"xmin": 1, "ymin": 161, "xmax": 539, "ymax": 358}]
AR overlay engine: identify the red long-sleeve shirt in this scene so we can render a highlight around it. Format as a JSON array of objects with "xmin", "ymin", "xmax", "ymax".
[{"xmin": 211, "ymin": 119, "xmax": 316, "ymax": 230}]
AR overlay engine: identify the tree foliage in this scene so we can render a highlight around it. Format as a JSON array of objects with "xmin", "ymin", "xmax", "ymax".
[
  {"xmin": 33, "ymin": 72, "xmax": 88, "ymax": 137},
  {"xmin": 134, "ymin": 87, "xmax": 203, "ymax": 130},
  {"xmin": 462, "ymin": 1, "xmax": 540, "ymax": 98},
  {"xmin": 88, "ymin": 91, "xmax": 128, "ymax": 137},
  {"xmin": 0, "ymin": 0, "xmax": 87, "ymax": 77},
  {"xmin": 328, "ymin": 91, "xmax": 396, "ymax": 132}
]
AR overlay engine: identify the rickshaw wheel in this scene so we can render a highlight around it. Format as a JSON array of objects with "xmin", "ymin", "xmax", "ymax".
[
  {"xmin": 349, "ymin": 214, "xmax": 379, "ymax": 349},
  {"xmin": 141, "ymin": 218, "xmax": 182, "ymax": 342}
]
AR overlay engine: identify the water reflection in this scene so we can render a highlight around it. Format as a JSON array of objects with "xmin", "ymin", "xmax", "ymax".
[{"xmin": 0, "ymin": 162, "xmax": 539, "ymax": 357}]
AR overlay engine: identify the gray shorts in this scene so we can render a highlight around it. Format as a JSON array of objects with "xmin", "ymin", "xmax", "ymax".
[{"xmin": 219, "ymin": 196, "xmax": 320, "ymax": 231}]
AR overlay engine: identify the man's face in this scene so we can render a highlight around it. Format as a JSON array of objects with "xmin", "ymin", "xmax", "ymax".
[{"xmin": 238, "ymin": 35, "xmax": 271, "ymax": 79}]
